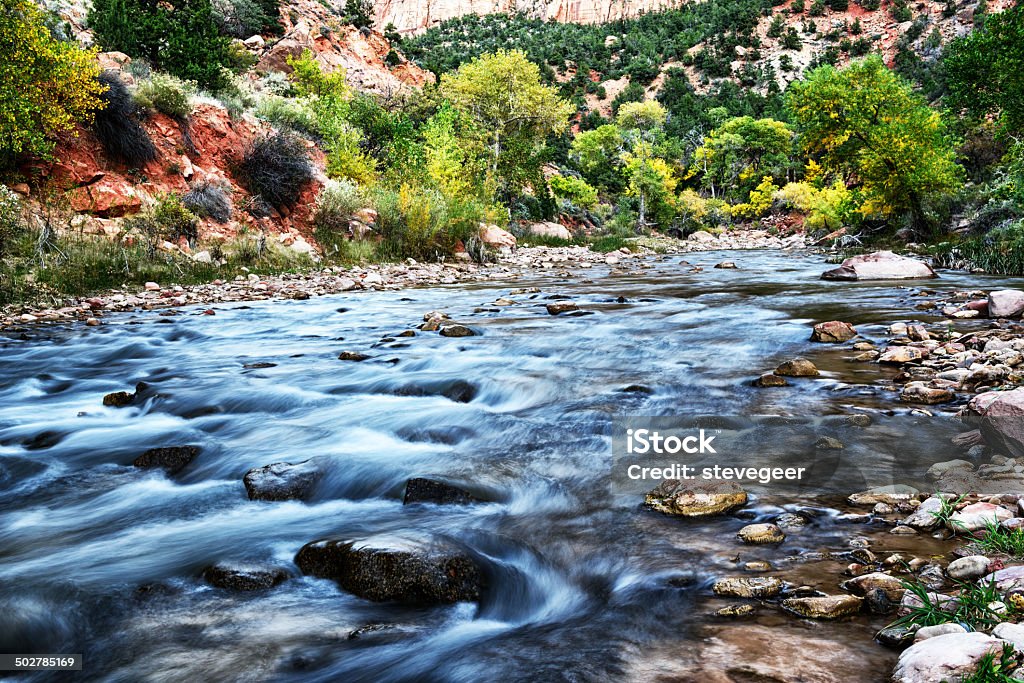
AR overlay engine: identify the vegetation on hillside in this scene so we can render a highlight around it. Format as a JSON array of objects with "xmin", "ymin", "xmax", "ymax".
[{"xmin": 2, "ymin": 0, "xmax": 1024, "ymax": 305}]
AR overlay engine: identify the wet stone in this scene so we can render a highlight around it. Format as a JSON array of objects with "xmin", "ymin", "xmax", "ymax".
[
  {"xmin": 203, "ymin": 562, "xmax": 289, "ymax": 591},
  {"xmin": 403, "ymin": 478, "xmax": 482, "ymax": 505},
  {"xmin": 132, "ymin": 445, "xmax": 200, "ymax": 475}
]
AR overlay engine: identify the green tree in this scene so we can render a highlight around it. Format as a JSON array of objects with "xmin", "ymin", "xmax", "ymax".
[
  {"xmin": 786, "ymin": 56, "xmax": 961, "ymax": 234},
  {"xmin": 89, "ymin": 0, "xmax": 232, "ymax": 90},
  {"xmin": 690, "ymin": 116, "xmax": 793, "ymax": 200},
  {"xmin": 439, "ymin": 49, "xmax": 573, "ymax": 195},
  {"xmin": 344, "ymin": 0, "xmax": 374, "ymax": 29},
  {"xmin": 945, "ymin": 4, "xmax": 1024, "ymax": 132},
  {"xmin": 616, "ymin": 101, "xmax": 674, "ymax": 229},
  {"xmin": 570, "ymin": 124, "xmax": 625, "ymax": 193},
  {"xmin": 0, "ymin": 0, "xmax": 106, "ymax": 161}
]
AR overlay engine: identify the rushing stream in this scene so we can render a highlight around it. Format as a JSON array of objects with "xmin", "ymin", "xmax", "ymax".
[{"xmin": 0, "ymin": 250, "xmax": 1020, "ymax": 683}]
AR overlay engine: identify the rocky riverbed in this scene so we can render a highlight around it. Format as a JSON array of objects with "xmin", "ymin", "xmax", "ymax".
[
  {"xmin": 0, "ymin": 229, "xmax": 804, "ymax": 330},
  {"xmin": 3, "ymin": 244, "xmax": 1024, "ymax": 683}
]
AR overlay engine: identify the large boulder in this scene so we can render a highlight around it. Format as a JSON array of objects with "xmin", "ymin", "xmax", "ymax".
[
  {"xmin": 903, "ymin": 496, "xmax": 944, "ymax": 530},
  {"xmin": 949, "ymin": 502, "xmax": 1013, "ymax": 531},
  {"xmin": 644, "ymin": 480, "xmax": 748, "ymax": 517},
  {"xmin": 988, "ymin": 290, "xmax": 1024, "ymax": 318},
  {"xmin": 294, "ymin": 534, "xmax": 482, "ymax": 605},
  {"xmin": 528, "ymin": 221, "xmax": 572, "ymax": 240},
  {"xmin": 968, "ymin": 388, "xmax": 1024, "ymax": 458},
  {"xmin": 981, "ymin": 565, "xmax": 1024, "ymax": 592},
  {"xmin": 893, "ymin": 632, "xmax": 1004, "ymax": 683},
  {"xmin": 821, "ymin": 251, "xmax": 937, "ymax": 281},
  {"xmin": 478, "ymin": 224, "xmax": 516, "ymax": 251},
  {"xmin": 773, "ymin": 358, "xmax": 819, "ymax": 377},
  {"xmin": 243, "ymin": 461, "xmax": 321, "ymax": 501},
  {"xmin": 810, "ymin": 321, "xmax": 857, "ymax": 343}
]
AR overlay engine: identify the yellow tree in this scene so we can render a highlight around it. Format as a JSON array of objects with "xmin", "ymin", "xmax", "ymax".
[
  {"xmin": 786, "ymin": 56, "xmax": 961, "ymax": 235},
  {"xmin": 440, "ymin": 49, "xmax": 573, "ymax": 194},
  {"xmin": 0, "ymin": 0, "xmax": 106, "ymax": 161},
  {"xmin": 616, "ymin": 101, "xmax": 674, "ymax": 229}
]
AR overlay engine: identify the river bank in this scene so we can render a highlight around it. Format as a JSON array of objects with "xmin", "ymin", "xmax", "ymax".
[{"xmin": 0, "ymin": 230, "xmax": 805, "ymax": 331}]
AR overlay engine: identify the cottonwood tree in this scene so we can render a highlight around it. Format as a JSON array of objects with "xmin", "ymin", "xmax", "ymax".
[
  {"xmin": 616, "ymin": 101, "xmax": 675, "ymax": 229},
  {"xmin": 786, "ymin": 56, "xmax": 961, "ymax": 236},
  {"xmin": 439, "ymin": 49, "xmax": 573, "ymax": 196}
]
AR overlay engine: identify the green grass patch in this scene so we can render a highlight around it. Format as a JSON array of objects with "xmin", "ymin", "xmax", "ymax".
[
  {"xmin": 588, "ymin": 235, "xmax": 631, "ymax": 253},
  {"xmin": 889, "ymin": 578, "xmax": 1008, "ymax": 632},
  {"xmin": 1, "ymin": 229, "xmax": 314, "ymax": 307},
  {"xmin": 975, "ymin": 521, "xmax": 1024, "ymax": 558},
  {"xmin": 958, "ymin": 644, "xmax": 1023, "ymax": 683}
]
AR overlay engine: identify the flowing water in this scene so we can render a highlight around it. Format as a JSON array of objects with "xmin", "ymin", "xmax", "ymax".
[{"xmin": 0, "ymin": 250, "xmax": 1018, "ymax": 683}]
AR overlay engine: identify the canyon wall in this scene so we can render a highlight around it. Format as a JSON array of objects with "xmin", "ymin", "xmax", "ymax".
[{"xmin": 375, "ymin": 0, "xmax": 688, "ymax": 34}]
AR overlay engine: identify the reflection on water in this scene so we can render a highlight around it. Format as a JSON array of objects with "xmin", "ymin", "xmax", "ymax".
[{"xmin": 0, "ymin": 250, "xmax": 1012, "ymax": 682}]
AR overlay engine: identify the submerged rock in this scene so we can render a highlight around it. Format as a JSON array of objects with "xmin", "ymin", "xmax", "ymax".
[
  {"xmin": 900, "ymin": 382, "xmax": 954, "ymax": 404},
  {"xmin": 737, "ymin": 523, "xmax": 785, "ymax": 544},
  {"xmin": 103, "ymin": 391, "xmax": 135, "ymax": 407},
  {"xmin": 132, "ymin": 445, "xmax": 200, "ymax": 474},
  {"xmin": 294, "ymin": 535, "xmax": 482, "ymax": 605},
  {"xmin": 773, "ymin": 358, "xmax": 819, "ymax": 377},
  {"xmin": 545, "ymin": 302, "xmax": 579, "ymax": 315},
  {"xmin": 439, "ymin": 324, "xmax": 476, "ymax": 338},
  {"xmin": 781, "ymin": 594, "xmax": 862, "ymax": 619},
  {"xmin": 716, "ymin": 603, "xmax": 755, "ymax": 616},
  {"xmin": 402, "ymin": 478, "xmax": 482, "ymax": 505},
  {"xmin": 338, "ymin": 351, "xmax": 371, "ymax": 361},
  {"xmin": 821, "ymin": 251, "xmax": 938, "ymax": 281},
  {"xmin": 203, "ymin": 562, "xmax": 289, "ymax": 590},
  {"xmin": 712, "ymin": 577, "xmax": 784, "ymax": 599},
  {"xmin": 243, "ymin": 460, "xmax": 321, "ymax": 502},
  {"xmin": 754, "ymin": 373, "xmax": 788, "ymax": 387},
  {"xmin": 644, "ymin": 480, "xmax": 747, "ymax": 517}
]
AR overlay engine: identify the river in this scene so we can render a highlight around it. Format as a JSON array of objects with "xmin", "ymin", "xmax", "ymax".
[{"xmin": 0, "ymin": 249, "xmax": 1018, "ymax": 682}]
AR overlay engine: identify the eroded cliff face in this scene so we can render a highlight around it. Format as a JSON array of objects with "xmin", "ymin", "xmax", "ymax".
[
  {"xmin": 374, "ymin": 0, "xmax": 687, "ymax": 34},
  {"xmin": 16, "ymin": 0, "xmax": 432, "ymax": 255}
]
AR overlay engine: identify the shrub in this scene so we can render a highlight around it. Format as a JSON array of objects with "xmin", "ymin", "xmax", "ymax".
[
  {"xmin": 256, "ymin": 95, "xmax": 320, "ymax": 137},
  {"xmin": 0, "ymin": 186, "xmax": 24, "ymax": 257},
  {"xmin": 92, "ymin": 71, "xmax": 158, "ymax": 167},
  {"xmin": 88, "ymin": 0, "xmax": 233, "ymax": 90},
  {"xmin": 549, "ymin": 175, "xmax": 598, "ymax": 208},
  {"xmin": 238, "ymin": 132, "xmax": 313, "ymax": 207},
  {"xmin": 314, "ymin": 180, "xmax": 363, "ymax": 229},
  {"xmin": 732, "ymin": 176, "xmax": 780, "ymax": 218},
  {"xmin": 134, "ymin": 72, "xmax": 194, "ymax": 119},
  {"xmin": 314, "ymin": 180, "xmax": 365, "ymax": 256},
  {"xmin": 778, "ymin": 180, "xmax": 857, "ymax": 230},
  {"xmin": 125, "ymin": 193, "xmax": 200, "ymax": 250},
  {"xmin": 0, "ymin": 0, "xmax": 106, "ymax": 161},
  {"xmin": 183, "ymin": 180, "xmax": 232, "ymax": 222}
]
